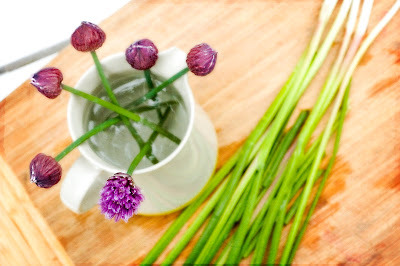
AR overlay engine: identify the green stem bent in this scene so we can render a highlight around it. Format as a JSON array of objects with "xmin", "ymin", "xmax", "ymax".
[
  {"xmin": 62, "ymin": 84, "xmax": 181, "ymax": 144},
  {"xmin": 54, "ymin": 117, "xmax": 121, "ymax": 161}
]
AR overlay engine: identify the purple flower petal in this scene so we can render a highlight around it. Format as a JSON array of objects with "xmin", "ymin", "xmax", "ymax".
[
  {"xmin": 186, "ymin": 43, "xmax": 217, "ymax": 76},
  {"xmin": 125, "ymin": 39, "xmax": 158, "ymax": 70},
  {"xmin": 29, "ymin": 153, "xmax": 62, "ymax": 188},
  {"xmin": 71, "ymin": 21, "xmax": 106, "ymax": 52},
  {"xmin": 99, "ymin": 172, "xmax": 144, "ymax": 222},
  {"xmin": 31, "ymin": 67, "xmax": 63, "ymax": 99}
]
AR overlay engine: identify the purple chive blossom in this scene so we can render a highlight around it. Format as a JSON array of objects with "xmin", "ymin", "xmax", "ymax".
[
  {"xmin": 99, "ymin": 173, "xmax": 144, "ymax": 222},
  {"xmin": 71, "ymin": 21, "xmax": 106, "ymax": 52},
  {"xmin": 29, "ymin": 153, "xmax": 62, "ymax": 188},
  {"xmin": 31, "ymin": 67, "xmax": 63, "ymax": 99},
  {"xmin": 125, "ymin": 39, "xmax": 158, "ymax": 70},
  {"xmin": 186, "ymin": 43, "xmax": 217, "ymax": 76}
]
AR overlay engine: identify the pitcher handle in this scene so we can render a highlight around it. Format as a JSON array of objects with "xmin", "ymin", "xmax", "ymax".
[{"xmin": 60, "ymin": 156, "xmax": 111, "ymax": 214}]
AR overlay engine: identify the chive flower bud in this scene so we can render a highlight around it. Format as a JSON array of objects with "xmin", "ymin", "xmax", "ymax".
[
  {"xmin": 125, "ymin": 39, "xmax": 158, "ymax": 70},
  {"xmin": 31, "ymin": 67, "xmax": 63, "ymax": 99},
  {"xmin": 186, "ymin": 43, "xmax": 217, "ymax": 76},
  {"xmin": 29, "ymin": 153, "xmax": 62, "ymax": 188},
  {"xmin": 71, "ymin": 21, "xmax": 106, "ymax": 52},
  {"xmin": 99, "ymin": 172, "xmax": 144, "ymax": 222}
]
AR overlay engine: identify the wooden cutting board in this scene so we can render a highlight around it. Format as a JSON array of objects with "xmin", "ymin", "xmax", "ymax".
[{"xmin": 1, "ymin": 0, "xmax": 399, "ymax": 264}]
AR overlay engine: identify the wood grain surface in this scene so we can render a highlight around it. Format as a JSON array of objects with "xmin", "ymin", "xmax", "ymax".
[
  {"xmin": 0, "ymin": 156, "xmax": 73, "ymax": 265},
  {"xmin": 1, "ymin": 0, "xmax": 400, "ymax": 264}
]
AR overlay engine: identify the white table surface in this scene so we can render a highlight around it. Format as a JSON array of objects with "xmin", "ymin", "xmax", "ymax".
[{"xmin": 0, "ymin": 0, "xmax": 129, "ymax": 102}]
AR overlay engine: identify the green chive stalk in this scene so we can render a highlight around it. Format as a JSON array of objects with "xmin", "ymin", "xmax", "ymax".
[
  {"xmin": 54, "ymin": 117, "xmax": 121, "ymax": 161},
  {"xmin": 184, "ymin": 59, "xmax": 302, "ymax": 265},
  {"xmin": 133, "ymin": 101, "xmax": 177, "ymax": 113},
  {"xmin": 143, "ymin": 69, "xmax": 163, "ymax": 120},
  {"xmin": 226, "ymin": 110, "xmax": 309, "ymax": 264},
  {"xmin": 62, "ymin": 84, "xmax": 180, "ymax": 144},
  {"xmin": 244, "ymin": 153, "xmax": 317, "ymax": 259},
  {"xmin": 161, "ymin": 132, "xmax": 269, "ymax": 265},
  {"xmin": 164, "ymin": 109, "xmax": 303, "ymax": 265},
  {"xmin": 240, "ymin": 113, "xmax": 341, "ymax": 258},
  {"xmin": 284, "ymin": 169, "xmax": 325, "ymax": 225},
  {"xmin": 251, "ymin": 2, "xmax": 356, "ymax": 263},
  {"xmin": 226, "ymin": 170, "xmax": 262, "ymax": 264},
  {"xmin": 267, "ymin": 195, "xmax": 288, "ymax": 263},
  {"xmin": 90, "ymin": 51, "xmax": 159, "ymax": 164},
  {"xmin": 215, "ymin": 240, "xmax": 231, "ymax": 265},
  {"xmin": 160, "ymin": 178, "xmax": 229, "ymax": 265},
  {"xmin": 241, "ymin": 106, "xmax": 344, "ymax": 258},
  {"xmin": 195, "ymin": 2, "xmax": 350, "ymax": 262},
  {"xmin": 189, "ymin": 5, "xmax": 342, "ymax": 258},
  {"xmin": 218, "ymin": 110, "xmax": 316, "ymax": 262},
  {"xmin": 127, "ymin": 107, "xmax": 171, "ymax": 175},
  {"xmin": 280, "ymin": 2, "xmax": 400, "ymax": 263},
  {"xmin": 278, "ymin": 0, "xmax": 374, "ymax": 262},
  {"xmin": 199, "ymin": 181, "xmax": 254, "ymax": 264},
  {"xmin": 143, "ymin": 69, "xmax": 155, "ymax": 89},
  {"xmin": 142, "ymin": 130, "xmax": 269, "ymax": 264},
  {"xmin": 287, "ymin": 87, "xmax": 349, "ymax": 264},
  {"xmin": 129, "ymin": 68, "xmax": 189, "ymax": 107},
  {"xmin": 105, "ymin": 101, "xmax": 178, "ymax": 120},
  {"xmin": 193, "ymin": 144, "xmax": 265, "ymax": 264},
  {"xmin": 262, "ymin": 110, "xmax": 310, "ymax": 188},
  {"xmin": 141, "ymin": 148, "xmax": 240, "ymax": 265}
]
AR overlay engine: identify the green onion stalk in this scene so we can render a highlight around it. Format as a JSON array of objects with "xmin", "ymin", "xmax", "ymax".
[
  {"xmin": 182, "ymin": 58, "xmax": 302, "ymax": 265},
  {"xmin": 195, "ymin": 0, "xmax": 349, "ymax": 263},
  {"xmin": 127, "ymin": 107, "xmax": 172, "ymax": 175},
  {"xmin": 225, "ymin": 111, "xmax": 309, "ymax": 264},
  {"xmin": 161, "ymin": 111, "xmax": 307, "ymax": 265},
  {"xmin": 287, "ymin": 85, "xmax": 350, "ymax": 264},
  {"xmin": 251, "ymin": 0, "xmax": 359, "ymax": 263},
  {"xmin": 90, "ymin": 51, "xmax": 159, "ymax": 164},
  {"xmin": 143, "ymin": 69, "xmax": 163, "ymax": 120},
  {"xmin": 145, "ymin": 130, "xmax": 270, "ymax": 265},
  {"xmin": 62, "ymin": 85, "xmax": 180, "ymax": 144},
  {"xmin": 241, "ymin": 103, "xmax": 345, "ymax": 257},
  {"xmin": 280, "ymin": 1, "xmax": 400, "ymax": 263}
]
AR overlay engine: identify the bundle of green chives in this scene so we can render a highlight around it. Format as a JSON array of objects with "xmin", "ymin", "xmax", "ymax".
[{"xmin": 141, "ymin": 0, "xmax": 400, "ymax": 264}]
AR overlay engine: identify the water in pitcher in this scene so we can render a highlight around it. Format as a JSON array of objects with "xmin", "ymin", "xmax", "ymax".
[{"xmin": 84, "ymin": 72, "xmax": 188, "ymax": 170}]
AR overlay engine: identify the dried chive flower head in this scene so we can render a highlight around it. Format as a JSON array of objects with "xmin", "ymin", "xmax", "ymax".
[
  {"xmin": 186, "ymin": 43, "xmax": 217, "ymax": 76},
  {"xmin": 125, "ymin": 39, "xmax": 158, "ymax": 70},
  {"xmin": 71, "ymin": 21, "xmax": 106, "ymax": 52},
  {"xmin": 31, "ymin": 67, "xmax": 63, "ymax": 99},
  {"xmin": 99, "ymin": 172, "xmax": 144, "ymax": 222},
  {"xmin": 29, "ymin": 153, "xmax": 62, "ymax": 188}
]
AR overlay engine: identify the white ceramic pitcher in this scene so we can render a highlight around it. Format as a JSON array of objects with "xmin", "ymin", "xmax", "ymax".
[{"xmin": 60, "ymin": 47, "xmax": 218, "ymax": 215}]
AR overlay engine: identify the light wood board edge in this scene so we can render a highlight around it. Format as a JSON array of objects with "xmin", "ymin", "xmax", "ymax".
[{"xmin": 0, "ymin": 155, "xmax": 74, "ymax": 266}]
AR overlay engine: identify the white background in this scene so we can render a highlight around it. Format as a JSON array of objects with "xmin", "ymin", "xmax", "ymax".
[{"xmin": 0, "ymin": 0, "xmax": 129, "ymax": 102}]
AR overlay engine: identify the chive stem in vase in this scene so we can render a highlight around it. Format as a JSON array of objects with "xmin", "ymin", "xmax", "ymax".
[
  {"xmin": 127, "ymin": 107, "xmax": 172, "ymax": 175},
  {"xmin": 61, "ymin": 84, "xmax": 181, "ymax": 144}
]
